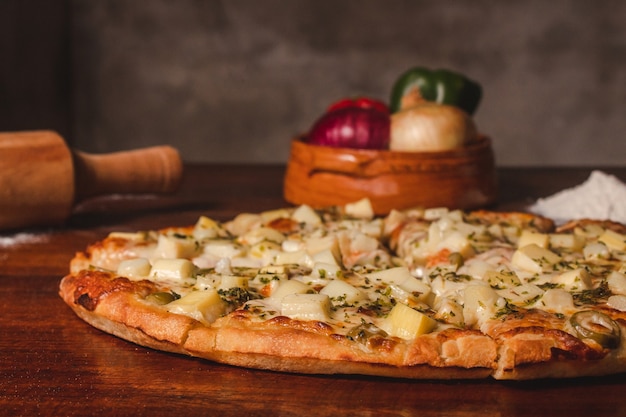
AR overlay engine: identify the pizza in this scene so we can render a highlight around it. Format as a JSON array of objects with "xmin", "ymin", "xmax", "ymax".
[{"xmin": 59, "ymin": 198, "xmax": 626, "ymax": 380}]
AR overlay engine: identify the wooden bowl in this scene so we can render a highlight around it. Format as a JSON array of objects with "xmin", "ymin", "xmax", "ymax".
[{"xmin": 283, "ymin": 136, "xmax": 497, "ymax": 214}]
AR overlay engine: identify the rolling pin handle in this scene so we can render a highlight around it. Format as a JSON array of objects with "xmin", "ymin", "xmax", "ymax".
[{"xmin": 72, "ymin": 146, "xmax": 183, "ymax": 200}]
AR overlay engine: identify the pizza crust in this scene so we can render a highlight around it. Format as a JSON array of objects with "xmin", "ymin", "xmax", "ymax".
[
  {"xmin": 60, "ymin": 270, "xmax": 500, "ymax": 379},
  {"xmin": 60, "ymin": 271, "xmax": 196, "ymax": 354},
  {"xmin": 59, "ymin": 267, "xmax": 626, "ymax": 380}
]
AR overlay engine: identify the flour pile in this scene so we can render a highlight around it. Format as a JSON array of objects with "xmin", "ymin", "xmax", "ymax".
[{"xmin": 530, "ymin": 170, "xmax": 626, "ymax": 224}]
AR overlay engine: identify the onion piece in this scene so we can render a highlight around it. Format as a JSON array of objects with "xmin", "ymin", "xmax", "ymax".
[
  {"xmin": 570, "ymin": 310, "xmax": 621, "ymax": 349},
  {"xmin": 307, "ymin": 107, "xmax": 390, "ymax": 150},
  {"xmin": 390, "ymin": 103, "xmax": 477, "ymax": 152}
]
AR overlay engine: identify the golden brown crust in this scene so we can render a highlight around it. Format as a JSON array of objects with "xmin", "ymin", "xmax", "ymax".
[
  {"xmin": 467, "ymin": 210, "xmax": 555, "ymax": 232},
  {"xmin": 185, "ymin": 320, "xmax": 498, "ymax": 379},
  {"xmin": 433, "ymin": 329, "xmax": 498, "ymax": 369},
  {"xmin": 556, "ymin": 218, "xmax": 626, "ymax": 234},
  {"xmin": 59, "ymin": 269, "xmax": 499, "ymax": 379},
  {"xmin": 60, "ymin": 272, "xmax": 626, "ymax": 380},
  {"xmin": 60, "ymin": 271, "xmax": 196, "ymax": 353}
]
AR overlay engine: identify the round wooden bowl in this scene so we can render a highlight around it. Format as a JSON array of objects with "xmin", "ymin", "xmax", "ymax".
[{"xmin": 283, "ymin": 136, "xmax": 497, "ymax": 214}]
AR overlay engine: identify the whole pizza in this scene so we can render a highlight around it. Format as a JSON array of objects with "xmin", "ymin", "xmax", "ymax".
[{"xmin": 59, "ymin": 199, "xmax": 626, "ymax": 380}]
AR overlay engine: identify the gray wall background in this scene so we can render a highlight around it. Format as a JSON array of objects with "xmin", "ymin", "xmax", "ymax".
[{"xmin": 5, "ymin": 1, "xmax": 626, "ymax": 167}]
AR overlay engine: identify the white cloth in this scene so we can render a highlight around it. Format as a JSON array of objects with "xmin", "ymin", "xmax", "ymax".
[{"xmin": 530, "ymin": 170, "xmax": 626, "ymax": 224}]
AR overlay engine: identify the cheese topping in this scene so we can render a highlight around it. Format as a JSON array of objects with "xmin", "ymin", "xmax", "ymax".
[{"xmin": 102, "ymin": 200, "xmax": 625, "ymax": 345}]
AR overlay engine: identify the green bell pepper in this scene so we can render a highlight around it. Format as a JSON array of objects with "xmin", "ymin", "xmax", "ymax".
[{"xmin": 389, "ymin": 67, "xmax": 482, "ymax": 115}]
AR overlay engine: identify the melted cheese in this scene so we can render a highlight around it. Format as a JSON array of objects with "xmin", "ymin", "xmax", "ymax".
[{"xmin": 102, "ymin": 201, "xmax": 626, "ymax": 341}]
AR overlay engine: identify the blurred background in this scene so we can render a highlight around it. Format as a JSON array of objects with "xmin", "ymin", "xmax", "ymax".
[{"xmin": 2, "ymin": 0, "xmax": 625, "ymax": 166}]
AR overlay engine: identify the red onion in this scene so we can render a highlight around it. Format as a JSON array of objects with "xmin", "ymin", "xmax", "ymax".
[
  {"xmin": 307, "ymin": 107, "xmax": 391, "ymax": 150},
  {"xmin": 327, "ymin": 97, "xmax": 390, "ymax": 114}
]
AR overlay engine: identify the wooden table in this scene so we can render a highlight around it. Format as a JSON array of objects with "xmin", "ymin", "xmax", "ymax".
[{"xmin": 2, "ymin": 165, "xmax": 625, "ymax": 417}]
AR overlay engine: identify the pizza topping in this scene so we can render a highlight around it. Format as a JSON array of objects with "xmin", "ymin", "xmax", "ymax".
[
  {"xmin": 384, "ymin": 302, "xmax": 437, "ymax": 339},
  {"xmin": 239, "ymin": 226, "xmax": 286, "ymax": 246},
  {"xmin": 552, "ymin": 268, "xmax": 593, "ymax": 292},
  {"xmin": 496, "ymin": 283, "xmax": 545, "ymax": 307},
  {"xmin": 511, "ymin": 244, "xmax": 562, "ymax": 274},
  {"xmin": 607, "ymin": 295, "xmax": 626, "ymax": 311},
  {"xmin": 269, "ymin": 279, "xmax": 310, "ymax": 301},
  {"xmin": 517, "ymin": 230, "xmax": 550, "ymax": 248},
  {"xmin": 346, "ymin": 321, "xmax": 389, "ymax": 344},
  {"xmin": 150, "ymin": 258, "xmax": 196, "ymax": 285},
  {"xmin": 319, "ymin": 279, "xmax": 367, "ymax": 307},
  {"xmin": 291, "ymin": 204, "xmax": 323, "ymax": 226},
  {"xmin": 462, "ymin": 284, "xmax": 502, "ymax": 328},
  {"xmin": 570, "ymin": 310, "xmax": 621, "ymax": 349},
  {"xmin": 117, "ymin": 258, "xmax": 152, "ymax": 280},
  {"xmin": 146, "ymin": 291, "xmax": 180, "ymax": 305},
  {"xmin": 218, "ymin": 287, "xmax": 255, "ymax": 306},
  {"xmin": 607, "ymin": 271, "xmax": 626, "ymax": 294},
  {"xmin": 536, "ymin": 288, "xmax": 575, "ymax": 314},
  {"xmin": 71, "ymin": 201, "xmax": 626, "ymax": 354},
  {"xmin": 155, "ymin": 232, "xmax": 200, "ymax": 259},
  {"xmin": 192, "ymin": 215, "xmax": 224, "ymax": 240},
  {"xmin": 549, "ymin": 233, "xmax": 586, "ymax": 252},
  {"xmin": 485, "ymin": 270, "xmax": 521, "ymax": 289},
  {"xmin": 598, "ymin": 229, "xmax": 626, "ymax": 251},
  {"xmin": 166, "ymin": 289, "xmax": 227, "ymax": 324},
  {"xmin": 281, "ymin": 293, "xmax": 331, "ymax": 322},
  {"xmin": 433, "ymin": 297, "xmax": 464, "ymax": 327},
  {"xmin": 583, "ymin": 242, "xmax": 611, "ymax": 261}
]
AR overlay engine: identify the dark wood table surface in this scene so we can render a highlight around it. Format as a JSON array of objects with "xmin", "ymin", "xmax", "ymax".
[{"xmin": 2, "ymin": 164, "xmax": 626, "ymax": 417}]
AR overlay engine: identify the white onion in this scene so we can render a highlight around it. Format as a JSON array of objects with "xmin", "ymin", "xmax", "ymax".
[
  {"xmin": 389, "ymin": 103, "xmax": 477, "ymax": 152},
  {"xmin": 607, "ymin": 295, "xmax": 626, "ymax": 312}
]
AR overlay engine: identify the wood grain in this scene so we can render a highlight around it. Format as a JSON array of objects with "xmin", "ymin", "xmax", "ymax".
[{"xmin": 1, "ymin": 164, "xmax": 625, "ymax": 417}]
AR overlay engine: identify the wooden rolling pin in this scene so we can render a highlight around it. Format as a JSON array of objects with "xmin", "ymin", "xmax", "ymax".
[{"xmin": 0, "ymin": 130, "xmax": 183, "ymax": 231}]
